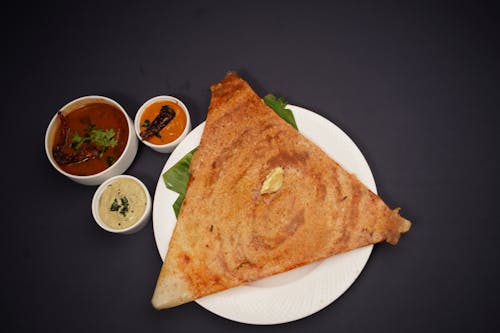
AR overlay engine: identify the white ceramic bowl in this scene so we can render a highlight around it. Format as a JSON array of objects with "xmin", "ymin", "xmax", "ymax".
[
  {"xmin": 134, "ymin": 95, "xmax": 191, "ymax": 153},
  {"xmin": 45, "ymin": 95, "xmax": 138, "ymax": 186},
  {"xmin": 91, "ymin": 175, "xmax": 151, "ymax": 234}
]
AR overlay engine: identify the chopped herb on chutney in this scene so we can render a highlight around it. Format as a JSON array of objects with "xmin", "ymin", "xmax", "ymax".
[
  {"xmin": 110, "ymin": 198, "xmax": 120, "ymax": 212},
  {"xmin": 109, "ymin": 196, "xmax": 129, "ymax": 216},
  {"xmin": 99, "ymin": 178, "xmax": 147, "ymax": 230}
]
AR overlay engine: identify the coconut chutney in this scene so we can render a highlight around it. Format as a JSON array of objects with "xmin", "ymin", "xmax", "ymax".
[{"xmin": 98, "ymin": 178, "xmax": 147, "ymax": 229}]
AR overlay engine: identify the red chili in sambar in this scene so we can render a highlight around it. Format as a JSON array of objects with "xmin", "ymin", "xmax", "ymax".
[
  {"xmin": 140, "ymin": 101, "xmax": 186, "ymax": 145},
  {"xmin": 52, "ymin": 103, "xmax": 129, "ymax": 176}
]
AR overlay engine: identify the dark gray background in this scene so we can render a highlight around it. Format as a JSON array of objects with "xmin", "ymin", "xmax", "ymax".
[{"xmin": 3, "ymin": 0, "xmax": 499, "ymax": 332}]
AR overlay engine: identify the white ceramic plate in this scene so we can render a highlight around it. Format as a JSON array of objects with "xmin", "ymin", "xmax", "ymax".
[{"xmin": 152, "ymin": 105, "xmax": 377, "ymax": 324}]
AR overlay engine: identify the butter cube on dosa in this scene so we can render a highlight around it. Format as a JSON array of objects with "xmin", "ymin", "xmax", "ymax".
[{"xmin": 151, "ymin": 72, "xmax": 411, "ymax": 309}]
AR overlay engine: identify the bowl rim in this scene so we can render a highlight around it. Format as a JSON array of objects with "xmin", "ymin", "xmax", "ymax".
[
  {"xmin": 44, "ymin": 95, "xmax": 135, "ymax": 181},
  {"xmin": 134, "ymin": 95, "xmax": 191, "ymax": 149},
  {"xmin": 91, "ymin": 174, "xmax": 152, "ymax": 233}
]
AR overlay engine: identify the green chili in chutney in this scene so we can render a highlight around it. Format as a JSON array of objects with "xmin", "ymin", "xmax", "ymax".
[{"xmin": 52, "ymin": 103, "xmax": 129, "ymax": 176}]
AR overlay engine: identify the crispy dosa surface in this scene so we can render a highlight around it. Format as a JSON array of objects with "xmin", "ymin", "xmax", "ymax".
[{"xmin": 152, "ymin": 72, "xmax": 411, "ymax": 309}]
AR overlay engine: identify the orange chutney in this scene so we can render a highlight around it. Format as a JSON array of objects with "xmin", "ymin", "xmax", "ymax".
[{"xmin": 139, "ymin": 101, "xmax": 187, "ymax": 145}]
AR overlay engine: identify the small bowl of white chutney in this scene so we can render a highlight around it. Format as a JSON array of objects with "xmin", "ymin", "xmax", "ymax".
[{"xmin": 91, "ymin": 175, "xmax": 151, "ymax": 234}]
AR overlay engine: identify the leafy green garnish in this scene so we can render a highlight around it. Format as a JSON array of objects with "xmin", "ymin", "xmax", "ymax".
[
  {"xmin": 110, "ymin": 198, "xmax": 120, "ymax": 212},
  {"xmin": 162, "ymin": 147, "xmax": 198, "ymax": 217},
  {"xmin": 71, "ymin": 132, "xmax": 89, "ymax": 150},
  {"xmin": 71, "ymin": 126, "xmax": 118, "ymax": 150},
  {"xmin": 263, "ymin": 94, "xmax": 298, "ymax": 130},
  {"xmin": 90, "ymin": 128, "xmax": 117, "ymax": 148},
  {"xmin": 106, "ymin": 156, "xmax": 116, "ymax": 166},
  {"xmin": 119, "ymin": 196, "xmax": 129, "ymax": 216},
  {"xmin": 109, "ymin": 196, "xmax": 129, "ymax": 216},
  {"xmin": 141, "ymin": 119, "xmax": 151, "ymax": 128}
]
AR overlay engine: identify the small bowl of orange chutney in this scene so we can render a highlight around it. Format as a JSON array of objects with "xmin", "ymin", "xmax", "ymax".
[
  {"xmin": 134, "ymin": 96, "xmax": 191, "ymax": 153},
  {"xmin": 45, "ymin": 96, "xmax": 138, "ymax": 185}
]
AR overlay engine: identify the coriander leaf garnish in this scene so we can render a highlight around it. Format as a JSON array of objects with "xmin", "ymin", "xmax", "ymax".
[
  {"xmin": 110, "ymin": 198, "xmax": 120, "ymax": 211},
  {"xmin": 141, "ymin": 119, "xmax": 151, "ymax": 128},
  {"xmin": 71, "ymin": 127, "xmax": 117, "ymax": 151},
  {"xmin": 109, "ymin": 196, "xmax": 129, "ymax": 216},
  {"xmin": 71, "ymin": 132, "xmax": 91, "ymax": 150},
  {"xmin": 119, "ymin": 196, "xmax": 129, "ymax": 216},
  {"xmin": 86, "ymin": 124, "xmax": 96, "ymax": 132},
  {"xmin": 90, "ymin": 128, "xmax": 118, "ymax": 148},
  {"xmin": 106, "ymin": 156, "xmax": 116, "ymax": 166}
]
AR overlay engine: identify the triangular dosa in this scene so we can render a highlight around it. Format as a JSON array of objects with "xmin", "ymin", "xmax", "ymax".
[{"xmin": 152, "ymin": 72, "xmax": 411, "ymax": 309}]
